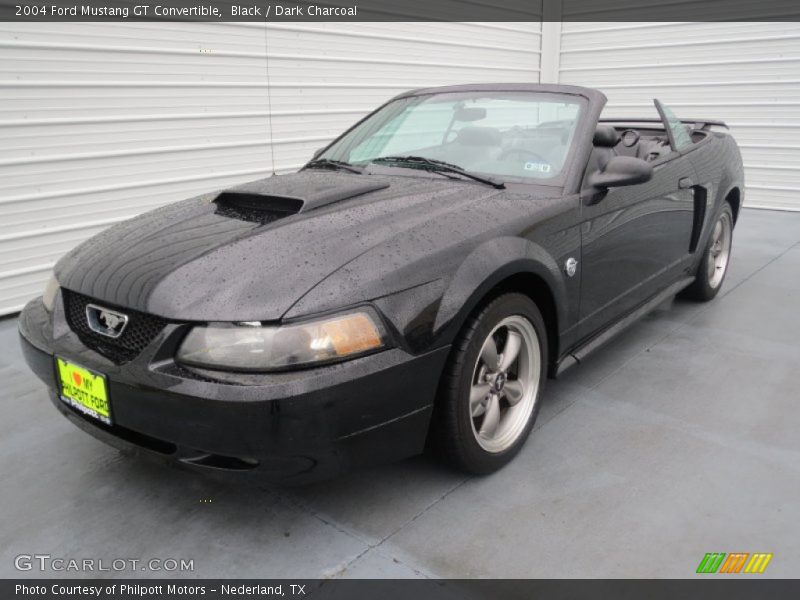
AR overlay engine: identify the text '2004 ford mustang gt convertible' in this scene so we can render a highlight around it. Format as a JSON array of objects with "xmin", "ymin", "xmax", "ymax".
[{"xmin": 19, "ymin": 84, "xmax": 743, "ymax": 483}]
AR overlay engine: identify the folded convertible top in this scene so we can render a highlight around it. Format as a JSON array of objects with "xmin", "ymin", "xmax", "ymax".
[{"xmin": 599, "ymin": 117, "xmax": 729, "ymax": 131}]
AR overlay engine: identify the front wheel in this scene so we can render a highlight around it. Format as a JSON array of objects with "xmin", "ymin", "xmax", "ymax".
[
  {"xmin": 682, "ymin": 203, "xmax": 734, "ymax": 301},
  {"xmin": 433, "ymin": 293, "xmax": 547, "ymax": 474}
]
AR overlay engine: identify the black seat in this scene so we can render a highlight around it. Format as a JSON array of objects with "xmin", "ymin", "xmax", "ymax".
[
  {"xmin": 584, "ymin": 125, "xmax": 620, "ymax": 181},
  {"xmin": 593, "ymin": 125, "xmax": 620, "ymax": 150},
  {"xmin": 455, "ymin": 126, "xmax": 502, "ymax": 147},
  {"xmin": 447, "ymin": 126, "xmax": 503, "ymax": 168},
  {"xmin": 590, "ymin": 125, "xmax": 671, "ymax": 167}
]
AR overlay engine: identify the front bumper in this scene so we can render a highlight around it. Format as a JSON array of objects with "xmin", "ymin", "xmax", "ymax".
[{"xmin": 18, "ymin": 295, "xmax": 450, "ymax": 484}]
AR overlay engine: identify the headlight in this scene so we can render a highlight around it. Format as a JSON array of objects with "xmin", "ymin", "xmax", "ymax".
[
  {"xmin": 176, "ymin": 310, "xmax": 387, "ymax": 371},
  {"xmin": 42, "ymin": 274, "xmax": 59, "ymax": 312}
]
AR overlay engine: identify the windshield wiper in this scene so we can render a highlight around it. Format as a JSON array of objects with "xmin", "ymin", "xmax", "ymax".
[
  {"xmin": 304, "ymin": 158, "xmax": 363, "ymax": 174},
  {"xmin": 371, "ymin": 156, "xmax": 505, "ymax": 189}
]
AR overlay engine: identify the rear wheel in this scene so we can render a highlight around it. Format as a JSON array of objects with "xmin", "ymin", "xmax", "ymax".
[
  {"xmin": 433, "ymin": 293, "xmax": 547, "ymax": 474},
  {"xmin": 683, "ymin": 203, "xmax": 734, "ymax": 302}
]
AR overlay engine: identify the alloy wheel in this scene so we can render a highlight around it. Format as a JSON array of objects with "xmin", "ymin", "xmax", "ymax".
[
  {"xmin": 708, "ymin": 211, "xmax": 733, "ymax": 289},
  {"xmin": 469, "ymin": 315, "xmax": 541, "ymax": 453}
]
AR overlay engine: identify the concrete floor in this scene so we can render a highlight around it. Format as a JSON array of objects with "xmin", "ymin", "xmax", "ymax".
[{"xmin": 1, "ymin": 207, "xmax": 798, "ymax": 579}]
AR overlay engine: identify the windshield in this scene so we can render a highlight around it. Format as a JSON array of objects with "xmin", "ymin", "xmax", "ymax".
[{"xmin": 318, "ymin": 91, "xmax": 585, "ymax": 181}]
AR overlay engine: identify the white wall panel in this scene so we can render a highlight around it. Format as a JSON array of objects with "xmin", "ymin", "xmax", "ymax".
[
  {"xmin": 559, "ymin": 21, "xmax": 800, "ymax": 212},
  {"xmin": 5, "ymin": 18, "xmax": 798, "ymax": 317},
  {"xmin": 0, "ymin": 21, "xmax": 542, "ymax": 315}
]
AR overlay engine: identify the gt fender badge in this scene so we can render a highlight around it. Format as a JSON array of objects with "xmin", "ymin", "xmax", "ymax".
[{"xmin": 565, "ymin": 257, "xmax": 578, "ymax": 277}]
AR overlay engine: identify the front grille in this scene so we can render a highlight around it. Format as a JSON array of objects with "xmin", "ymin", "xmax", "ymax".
[{"xmin": 62, "ymin": 289, "xmax": 169, "ymax": 364}]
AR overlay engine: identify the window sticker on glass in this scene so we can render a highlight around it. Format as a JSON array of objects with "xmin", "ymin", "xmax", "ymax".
[{"xmin": 524, "ymin": 161, "xmax": 552, "ymax": 174}]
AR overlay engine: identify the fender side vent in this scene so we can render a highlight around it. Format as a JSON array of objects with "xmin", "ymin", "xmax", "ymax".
[
  {"xmin": 689, "ymin": 186, "xmax": 708, "ymax": 253},
  {"xmin": 214, "ymin": 192, "xmax": 303, "ymax": 225}
]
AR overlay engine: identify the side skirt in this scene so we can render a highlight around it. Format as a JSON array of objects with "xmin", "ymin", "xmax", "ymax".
[{"xmin": 554, "ymin": 276, "xmax": 695, "ymax": 378}]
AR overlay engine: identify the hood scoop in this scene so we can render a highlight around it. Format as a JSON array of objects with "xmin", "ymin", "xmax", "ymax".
[
  {"xmin": 214, "ymin": 171, "xmax": 390, "ymax": 224},
  {"xmin": 214, "ymin": 192, "xmax": 303, "ymax": 225}
]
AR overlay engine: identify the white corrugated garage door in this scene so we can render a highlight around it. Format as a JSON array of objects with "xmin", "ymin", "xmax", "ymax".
[
  {"xmin": 4, "ymin": 19, "xmax": 799, "ymax": 316},
  {"xmin": 557, "ymin": 21, "xmax": 800, "ymax": 212},
  {"xmin": 0, "ymin": 21, "xmax": 542, "ymax": 315}
]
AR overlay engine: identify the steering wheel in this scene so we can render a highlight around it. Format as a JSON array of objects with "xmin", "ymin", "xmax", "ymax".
[
  {"xmin": 620, "ymin": 129, "xmax": 641, "ymax": 147},
  {"xmin": 499, "ymin": 147, "xmax": 548, "ymax": 162}
]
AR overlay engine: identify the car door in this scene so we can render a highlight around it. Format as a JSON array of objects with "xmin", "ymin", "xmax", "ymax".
[{"xmin": 577, "ymin": 101, "xmax": 696, "ymax": 340}]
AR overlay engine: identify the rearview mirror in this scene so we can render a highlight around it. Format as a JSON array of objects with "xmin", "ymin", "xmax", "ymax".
[{"xmin": 588, "ymin": 156, "xmax": 653, "ymax": 190}]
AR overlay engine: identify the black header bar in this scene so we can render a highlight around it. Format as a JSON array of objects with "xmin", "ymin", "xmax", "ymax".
[{"xmin": 2, "ymin": 0, "xmax": 800, "ymax": 22}]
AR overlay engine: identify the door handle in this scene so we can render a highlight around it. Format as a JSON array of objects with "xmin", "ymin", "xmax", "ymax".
[{"xmin": 678, "ymin": 177, "xmax": 694, "ymax": 189}]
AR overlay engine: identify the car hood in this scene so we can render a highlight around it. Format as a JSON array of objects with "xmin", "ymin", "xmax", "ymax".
[{"xmin": 55, "ymin": 171, "xmax": 516, "ymax": 321}]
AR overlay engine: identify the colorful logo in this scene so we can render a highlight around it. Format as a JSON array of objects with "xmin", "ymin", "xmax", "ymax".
[{"xmin": 696, "ymin": 553, "xmax": 773, "ymax": 574}]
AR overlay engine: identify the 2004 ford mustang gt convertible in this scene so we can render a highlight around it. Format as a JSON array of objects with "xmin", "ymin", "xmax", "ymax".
[{"xmin": 19, "ymin": 84, "xmax": 743, "ymax": 483}]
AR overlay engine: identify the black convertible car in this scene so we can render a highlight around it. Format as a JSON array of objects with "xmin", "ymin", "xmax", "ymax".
[{"xmin": 19, "ymin": 84, "xmax": 743, "ymax": 482}]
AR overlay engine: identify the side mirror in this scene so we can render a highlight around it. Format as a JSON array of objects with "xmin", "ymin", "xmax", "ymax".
[
  {"xmin": 588, "ymin": 156, "xmax": 653, "ymax": 190},
  {"xmin": 312, "ymin": 147, "xmax": 325, "ymax": 159}
]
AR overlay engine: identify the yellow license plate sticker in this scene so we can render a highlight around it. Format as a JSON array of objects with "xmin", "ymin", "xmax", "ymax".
[{"xmin": 56, "ymin": 357, "xmax": 111, "ymax": 425}]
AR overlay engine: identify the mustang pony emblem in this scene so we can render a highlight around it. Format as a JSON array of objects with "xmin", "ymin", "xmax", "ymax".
[
  {"xmin": 86, "ymin": 304, "xmax": 129, "ymax": 338},
  {"xmin": 100, "ymin": 311, "xmax": 125, "ymax": 330}
]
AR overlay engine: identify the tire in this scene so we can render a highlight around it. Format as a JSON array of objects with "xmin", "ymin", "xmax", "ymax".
[
  {"xmin": 682, "ymin": 203, "xmax": 734, "ymax": 302},
  {"xmin": 433, "ymin": 293, "xmax": 548, "ymax": 474}
]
